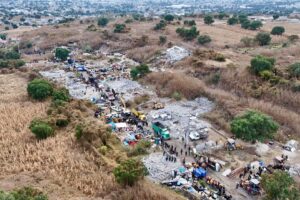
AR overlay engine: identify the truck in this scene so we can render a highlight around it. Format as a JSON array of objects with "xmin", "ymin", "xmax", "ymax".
[
  {"xmin": 152, "ymin": 122, "xmax": 170, "ymax": 140},
  {"xmin": 131, "ymin": 108, "xmax": 147, "ymax": 122}
]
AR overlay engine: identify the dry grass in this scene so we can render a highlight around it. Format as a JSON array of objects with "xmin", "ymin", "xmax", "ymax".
[
  {"xmin": 144, "ymin": 72, "xmax": 205, "ymax": 99},
  {"xmin": 0, "ymin": 73, "xmax": 184, "ymax": 200}
]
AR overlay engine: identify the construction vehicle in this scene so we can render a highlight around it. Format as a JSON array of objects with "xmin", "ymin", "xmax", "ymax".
[
  {"xmin": 131, "ymin": 108, "xmax": 147, "ymax": 121},
  {"xmin": 225, "ymin": 138, "xmax": 243, "ymax": 151},
  {"xmin": 152, "ymin": 121, "xmax": 170, "ymax": 140}
]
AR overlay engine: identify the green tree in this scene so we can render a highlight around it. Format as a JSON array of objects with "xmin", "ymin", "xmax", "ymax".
[
  {"xmin": 184, "ymin": 20, "xmax": 196, "ymax": 26},
  {"xmin": 273, "ymin": 14, "xmax": 280, "ymax": 20},
  {"xmin": 159, "ymin": 35, "xmax": 167, "ymax": 45},
  {"xmin": 198, "ymin": 35, "xmax": 212, "ymax": 45},
  {"xmin": 55, "ymin": 48, "xmax": 70, "ymax": 61},
  {"xmin": 164, "ymin": 14, "xmax": 174, "ymax": 22},
  {"xmin": 261, "ymin": 171, "xmax": 300, "ymax": 200},
  {"xmin": 227, "ymin": 17, "xmax": 238, "ymax": 25},
  {"xmin": 130, "ymin": 64, "xmax": 150, "ymax": 80},
  {"xmin": 27, "ymin": 79, "xmax": 53, "ymax": 100},
  {"xmin": 29, "ymin": 120, "xmax": 55, "ymax": 139},
  {"xmin": 204, "ymin": 15, "xmax": 214, "ymax": 25},
  {"xmin": 250, "ymin": 55, "xmax": 275, "ymax": 74},
  {"xmin": 230, "ymin": 110, "xmax": 279, "ymax": 142},
  {"xmin": 113, "ymin": 159, "xmax": 147, "ymax": 186},
  {"xmin": 249, "ymin": 20, "xmax": 263, "ymax": 30},
  {"xmin": 97, "ymin": 17, "xmax": 109, "ymax": 27},
  {"xmin": 154, "ymin": 20, "xmax": 166, "ymax": 30},
  {"xmin": 241, "ymin": 19, "xmax": 251, "ymax": 29},
  {"xmin": 114, "ymin": 24, "xmax": 126, "ymax": 33},
  {"xmin": 271, "ymin": 26, "xmax": 285, "ymax": 35},
  {"xmin": 176, "ymin": 26, "xmax": 199, "ymax": 41},
  {"xmin": 255, "ymin": 32, "xmax": 271, "ymax": 46},
  {"xmin": 0, "ymin": 33, "xmax": 7, "ymax": 40},
  {"xmin": 238, "ymin": 14, "xmax": 248, "ymax": 23},
  {"xmin": 288, "ymin": 63, "xmax": 300, "ymax": 78}
]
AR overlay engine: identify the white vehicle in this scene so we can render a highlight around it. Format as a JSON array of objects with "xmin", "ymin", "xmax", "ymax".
[{"xmin": 189, "ymin": 131, "xmax": 201, "ymax": 141}]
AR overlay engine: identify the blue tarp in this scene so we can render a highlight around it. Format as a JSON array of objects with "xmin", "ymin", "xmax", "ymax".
[{"xmin": 193, "ymin": 167, "xmax": 207, "ymax": 178}]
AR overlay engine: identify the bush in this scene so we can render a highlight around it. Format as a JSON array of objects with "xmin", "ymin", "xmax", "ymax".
[
  {"xmin": 261, "ymin": 171, "xmax": 300, "ymax": 200},
  {"xmin": 164, "ymin": 14, "xmax": 174, "ymax": 22},
  {"xmin": 176, "ymin": 26, "xmax": 199, "ymax": 41},
  {"xmin": 55, "ymin": 48, "xmax": 70, "ymax": 61},
  {"xmin": 113, "ymin": 159, "xmax": 147, "ymax": 187},
  {"xmin": 159, "ymin": 35, "xmax": 167, "ymax": 45},
  {"xmin": 184, "ymin": 20, "xmax": 196, "ymax": 26},
  {"xmin": 97, "ymin": 17, "xmax": 109, "ymax": 27},
  {"xmin": 0, "ymin": 187, "xmax": 48, "ymax": 200},
  {"xmin": 238, "ymin": 14, "xmax": 248, "ymax": 23},
  {"xmin": 214, "ymin": 54, "xmax": 226, "ymax": 62},
  {"xmin": 127, "ymin": 140, "xmax": 151, "ymax": 157},
  {"xmin": 114, "ymin": 24, "xmax": 126, "ymax": 33},
  {"xmin": 259, "ymin": 70, "xmax": 273, "ymax": 80},
  {"xmin": 273, "ymin": 14, "xmax": 280, "ymax": 20},
  {"xmin": 52, "ymin": 88, "xmax": 70, "ymax": 102},
  {"xmin": 271, "ymin": 26, "xmax": 285, "ymax": 35},
  {"xmin": 27, "ymin": 79, "xmax": 53, "ymax": 100},
  {"xmin": 227, "ymin": 17, "xmax": 238, "ymax": 25},
  {"xmin": 75, "ymin": 124, "xmax": 84, "ymax": 140},
  {"xmin": 250, "ymin": 55, "xmax": 275, "ymax": 75},
  {"xmin": 288, "ymin": 63, "xmax": 300, "ymax": 78},
  {"xmin": 30, "ymin": 120, "xmax": 54, "ymax": 139},
  {"xmin": 241, "ymin": 19, "xmax": 251, "ymax": 29},
  {"xmin": 130, "ymin": 64, "xmax": 150, "ymax": 80},
  {"xmin": 255, "ymin": 32, "xmax": 271, "ymax": 46},
  {"xmin": 198, "ymin": 35, "xmax": 212, "ymax": 45},
  {"xmin": 171, "ymin": 91, "xmax": 182, "ymax": 101},
  {"xmin": 56, "ymin": 118, "xmax": 69, "ymax": 127},
  {"xmin": 240, "ymin": 37, "xmax": 256, "ymax": 47},
  {"xmin": 204, "ymin": 15, "xmax": 214, "ymax": 25},
  {"xmin": 0, "ymin": 33, "xmax": 7, "ymax": 40},
  {"xmin": 249, "ymin": 20, "xmax": 263, "ymax": 30},
  {"xmin": 230, "ymin": 110, "xmax": 279, "ymax": 142},
  {"xmin": 154, "ymin": 20, "xmax": 167, "ymax": 30}
]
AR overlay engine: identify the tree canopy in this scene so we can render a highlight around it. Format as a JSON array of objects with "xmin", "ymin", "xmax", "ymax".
[
  {"xmin": 97, "ymin": 17, "xmax": 109, "ymax": 27},
  {"xmin": 250, "ymin": 55, "xmax": 275, "ymax": 74},
  {"xmin": 113, "ymin": 159, "xmax": 147, "ymax": 187},
  {"xmin": 271, "ymin": 26, "xmax": 285, "ymax": 35},
  {"xmin": 27, "ymin": 79, "xmax": 53, "ymax": 100},
  {"xmin": 255, "ymin": 32, "xmax": 271, "ymax": 46},
  {"xmin": 261, "ymin": 171, "xmax": 300, "ymax": 200},
  {"xmin": 204, "ymin": 15, "xmax": 214, "ymax": 25},
  {"xmin": 55, "ymin": 48, "xmax": 70, "ymax": 61},
  {"xmin": 230, "ymin": 110, "xmax": 279, "ymax": 142},
  {"xmin": 176, "ymin": 26, "xmax": 199, "ymax": 40}
]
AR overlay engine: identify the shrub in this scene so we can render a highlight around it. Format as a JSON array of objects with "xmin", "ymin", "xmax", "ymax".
[
  {"xmin": 1, "ymin": 187, "xmax": 48, "ymax": 200},
  {"xmin": 97, "ymin": 17, "xmax": 109, "ymax": 27},
  {"xmin": 292, "ymin": 82, "xmax": 300, "ymax": 92},
  {"xmin": 114, "ymin": 24, "xmax": 126, "ymax": 33},
  {"xmin": 288, "ymin": 63, "xmax": 300, "ymax": 78},
  {"xmin": 273, "ymin": 14, "xmax": 280, "ymax": 20},
  {"xmin": 0, "ymin": 33, "xmax": 7, "ymax": 40},
  {"xmin": 261, "ymin": 171, "xmax": 300, "ymax": 200},
  {"xmin": 176, "ymin": 26, "xmax": 199, "ymax": 41},
  {"xmin": 230, "ymin": 110, "xmax": 279, "ymax": 142},
  {"xmin": 55, "ymin": 48, "xmax": 70, "ymax": 61},
  {"xmin": 204, "ymin": 15, "xmax": 214, "ymax": 25},
  {"xmin": 240, "ymin": 37, "xmax": 256, "ymax": 47},
  {"xmin": 27, "ymin": 79, "xmax": 53, "ymax": 100},
  {"xmin": 164, "ymin": 14, "xmax": 174, "ymax": 22},
  {"xmin": 259, "ymin": 70, "xmax": 273, "ymax": 80},
  {"xmin": 249, "ymin": 20, "xmax": 263, "ymax": 30},
  {"xmin": 55, "ymin": 118, "xmax": 69, "ymax": 127},
  {"xmin": 130, "ymin": 64, "xmax": 150, "ymax": 80},
  {"xmin": 30, "ymin": 120, "xmax": 55, "ymax": 139},
  {"xmin": 271, "ymin": 26, "xmax": 285, "ymax": 35},
  {"xmin": 184, "ymin": 20, "xmax": 196, "ymax": 26},
  {"xmin": 214, "ymin": 54, "xmax": 226, "ymax": 62},
  {"xmin": 255, "ymin": 32, "xmax": 271, "ymax": 46},
  {"xmin": 250, "ymin": 55, "xmax": 275, "ymax": 75},
  {"xmin": 75, "ymin": 124, "xmax": 84, "ymax": 140},
  {"xmin": 288, "ymin": 35, "xmax": 299, "ymax": 42},
  {"xmin": 238, "ymin": 14, "xmax": 248, "ymax": 23},
  {"xmin": 241, "ymin": 20, "xmax": 251, "ymax": 29},
  {"xmin": 171, "ymin": 91, "xmax": 182, "ymax": 101},
  {"xmin": 154, "ymin": 20, "xmax": 167, "ymax": 30},
  {"xmin": 198, "ymin": 35, "xmax": 212, "ymax": 45},
  {"xmin": 127, "ymin": 140, "xmax": 151, "ymax": 157},
  {"xmin": 227, "ymin": 17, "xmax": 238, "ymax": 25},
  {"xmin": 113, "ymin": 159, "xmax": 148, "ymax": 187},
  {"xmin": 159, "ymin": 35, "xmax": 167, "ymax": 45},
  {"xmin": 53, "ymin": 88, "xmax": 70, "ymax": 102}
]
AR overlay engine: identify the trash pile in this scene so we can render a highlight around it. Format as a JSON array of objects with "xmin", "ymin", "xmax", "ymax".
[
  {"xmin": 148, "ymin": 98, "xmax": 214, "ymax": 139},
  {"xmin": 152, "ymin": 46, "xmax": 191, "ymax": 67}
]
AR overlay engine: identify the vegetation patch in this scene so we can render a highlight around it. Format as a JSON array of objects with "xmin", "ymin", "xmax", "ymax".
[
  {"xmin": 29, "ymin": 119, "xmax": 55, "ymax": 139},
  {"xmin": 27, "ymin": 79, "xmax": 53, "ymax": 101},
  {"xmin": 230, "ymin": 110, "xmax": 279, "ymax": 142}
]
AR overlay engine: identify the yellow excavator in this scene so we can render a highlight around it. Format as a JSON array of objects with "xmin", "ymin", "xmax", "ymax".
[{"xmin": 131, "ymin": 108, "xmax": 147, "ymax": 121}]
